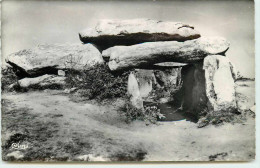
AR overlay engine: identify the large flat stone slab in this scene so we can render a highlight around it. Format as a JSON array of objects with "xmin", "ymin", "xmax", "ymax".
[
  {"xmin": 103, "ymin": 37, "xmax": 230, "ymax": 71},
  {"xmin": 6, "ymin": 44, "xmax": 103, "ymax": 78},
  {"xmin": 79, "ymin": 19, "xmax": 200, "ymax": 51}
]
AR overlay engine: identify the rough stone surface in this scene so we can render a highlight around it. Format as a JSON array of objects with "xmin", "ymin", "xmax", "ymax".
[
  {"xmin": 58, "ymin": 70, "xmax": 66, "ymax": 76},
  {"xmin": 203, "ymin": 55, "xmax": 237, "ymax": 111},
  {"xmin": 154, "ymin": 68, "xmax": 182, "ymax": 90},
  {"xmin": 154, "ymin": 62, "xmax": 188, "ymax": 67},
  {"xmin": 6, "ymin": 151, "xmax": 24, "ymax": 160},
  {"xmin": 250, "ymin": 105, "xmax": 255, "ymax": 113},
  {"xmin": 127, "ymin": 72, "xmax": 143, "ymax": 109},
  {"xmin": 103, "ymin": 37, "xmax": 230, "ymax": 71},
  {"xmin": 79, "ymin": 19, "xmax": 201, "ymax": 51},
  {"xmin": 6, "ymin": 44, "xmax": 103, "ymax": 78},
  {"xmin": 134, "ymin": 69, "xmax": 156, "ymax": 98},
  {"xmin": 18, "ymin": 74, "xmax": 66, "ymax": 88}
]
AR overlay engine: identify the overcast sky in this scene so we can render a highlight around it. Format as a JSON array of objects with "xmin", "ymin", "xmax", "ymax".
[{"xmin": 1, "ymin": 0, "xmax": 255, "ymax": 77}]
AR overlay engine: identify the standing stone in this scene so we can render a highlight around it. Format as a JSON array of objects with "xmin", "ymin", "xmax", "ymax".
[
  {"xmin": 79, "ymin": 19, "xmax": 201, "ymax": 51},
  {"xmin": 127, "ymin": 72, "xmax": 143, "ymax": 109},
  {"xmin": 134, "ymin": 69, "xmax": 156, "ymax": 98},
  {"xmin": 203, "ymin": 55, "xmax": 237, "ymax": 111},
  {"xmin": 154, "ymin": 68, "xmax": 182, "ymax": 89}
]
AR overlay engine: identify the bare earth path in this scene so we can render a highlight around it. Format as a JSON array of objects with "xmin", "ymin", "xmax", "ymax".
[{"xmin": 1, "ymin": 81, "xmax": 255, "ymax": 161}]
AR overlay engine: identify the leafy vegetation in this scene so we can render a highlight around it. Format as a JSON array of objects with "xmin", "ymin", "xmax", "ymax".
[
  {"xmin": 197, "ymin": 108, "xmax": 242, "ymax": 128},
  {"xmin": 1, "ymin": 67, "xmax": 18, "ymax": 92},
  {"xmin": 65, "ymin": 64, "xmax": 130, "ymax": 101},
  {"xmin": 119, "ymin": 99, "xmax": 165, "ymax": 125}
]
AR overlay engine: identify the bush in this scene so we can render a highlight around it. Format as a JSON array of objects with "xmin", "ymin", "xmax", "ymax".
[
  {"xmin": 120, "ymin": 99, "xmax": 165, "ymax": 125},
  {"xmin": 197, "ymin": 109, "xmax": 241, "ymax": 128},
  {"xmin": 14, "ymin": 83, "xmax": 64, "ymax": 93},
  {"xmin": 1, "ymin": 67, "xmax": 18, "ymax": 92},
  {"xmin": 65, "ymin": 64, "xmax": 130, "ymax": 100}
]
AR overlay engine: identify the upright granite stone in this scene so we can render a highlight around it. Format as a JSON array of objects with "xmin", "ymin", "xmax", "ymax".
[
  {"xmin": 103, "ymin": 37, "xmax": 230, "ymax": 71},
  {"xmin": 127, "ymin": 72, "xmax": 143, "ymax": 109},
  {"xmin": 154, "ymin": 68, "xmax": 182, "ymax": 89},
  {"xmin": 177, "ymin": 55, "xmax": 237, "ymax": 116},
  {"xmin": 134, "ymin": 69, "xmax": 156, "ymax": 98},
  {"xmin": 6, "ymin": 44, "xmax": 103, "ymax": 78},
  {"xmin": 203, "ymin": 55, "xmax": 237, "ymax": 111},
  {"xmin": 79, "ymin": 19, "xmax": 200, "ymax": 51}
]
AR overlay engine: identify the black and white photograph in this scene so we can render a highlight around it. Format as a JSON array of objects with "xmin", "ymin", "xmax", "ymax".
[{"xmin": 0, "ymin": 0, "xmax": 257, "ymax": 163}]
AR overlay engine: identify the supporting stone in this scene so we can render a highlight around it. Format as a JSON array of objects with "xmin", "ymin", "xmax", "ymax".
[
  {"xmin": 203, "ymin": 55, "xmax": 237, "ymax": 111},
  {"xmin": 176, "ymin": 55, "xmax": 237, "ymax": 117},
  {"xmin": 127, "ymin": 69, "xmax": 160, "ymax": 108},
  {"xmin": 154, "ymin": 67, "xmax": 182, "ymax": 89},
  {"xmin": 127, "ymin": 72, "xmax": 143, "ymax": 109},
  {"xmin": 134, "ymin": 69, "xmax": 156, "ymax": 98}
]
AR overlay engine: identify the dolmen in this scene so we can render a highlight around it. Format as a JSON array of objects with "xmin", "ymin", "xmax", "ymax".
[
  {"xmin": 6, "ymin": 18, "xmax": 238, "ymax": 118},
  {"xmin": 80, "ymin": 19, "xmax": 237, "ymax": 115}
]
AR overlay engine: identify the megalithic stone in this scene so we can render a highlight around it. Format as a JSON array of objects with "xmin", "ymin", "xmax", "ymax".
[
  {"xmin": 6, "ymin": 44, "xmax": 103, "ymax": 78},
  {"xmin": 103, "ymin": 37, "xmax": 230, "ymax": 71},
  {"xmin": 203, "ymin": 55, "xmax": 237, "ymax": 111},
  {"xmin": 79, "ymin": 19, "xmax": 201, "ymax": 51},
  {"xmin": 127, "ymin": 72, "xmax": 143, "ymax": 109}
]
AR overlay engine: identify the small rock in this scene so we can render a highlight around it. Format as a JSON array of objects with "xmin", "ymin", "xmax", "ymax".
[
  {"xmin": 159, "ymin": 97, "xmax": 171, "ymax": 103},
  {"xmin": 6, "ymin": 151, "xmax": 24, "ymax": 160},
  {"xmin": 58, "ymin": 70, "xmax": 66, "ymax": 76},
  {"xmin": 63, "ymin": 87, "xmax": 77, "ymax": 94},
  {"xmin": 76, "ymin": 154, "xmax": 108, "ymax": 161},
  {"xmin": 250, "ymin": 105, "xmax": 255, "ymax": 113}
]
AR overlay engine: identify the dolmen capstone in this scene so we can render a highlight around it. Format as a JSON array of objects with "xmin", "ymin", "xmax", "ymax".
[{"xmin": 79, "ymin": 19, "xmax": 200, "ymax": 51}]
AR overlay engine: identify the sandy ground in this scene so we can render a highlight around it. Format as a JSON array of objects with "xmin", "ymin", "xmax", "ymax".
[{"xmin": 1, "ymin": 80, "xmax": 255, "ymax": 162}]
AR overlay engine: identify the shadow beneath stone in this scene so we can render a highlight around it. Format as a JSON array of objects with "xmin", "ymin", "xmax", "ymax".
[{"xmin": 157, "ymin": 101, "xmax": 198, "ymax": 123}]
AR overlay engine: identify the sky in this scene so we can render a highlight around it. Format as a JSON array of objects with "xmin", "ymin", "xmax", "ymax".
[{"xmin": 1, "ymin": 0, "xmax": 255, "ymax": 77}]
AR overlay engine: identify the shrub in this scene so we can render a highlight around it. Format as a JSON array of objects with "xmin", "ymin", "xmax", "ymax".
[
  {"xmin": 16, "ymin": 83, "xmax": 64, "ymax": 92},
  {"xmin": 197, "ymin": 108, "xmax": 241, "ymax": 128},
  {"xmin": 65, "ymin": 64, "xmax": 130, "ymax": 100},
  {"xmin": 1, "ymin": 67, "xmax": 18, "ymax": 92},
  {"xmin": 120, "ymin": 99, "xmax": 165, "ymax": 125}
]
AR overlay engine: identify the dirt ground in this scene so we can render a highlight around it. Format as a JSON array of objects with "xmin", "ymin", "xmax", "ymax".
[{"xmin": 1, "ymin": 80, "xmax": 255, "ymax": 162}]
